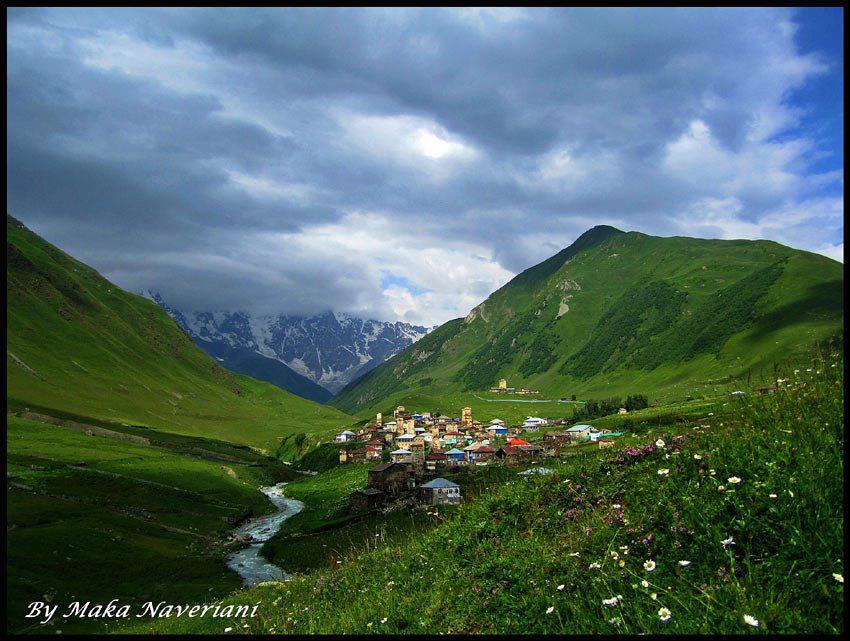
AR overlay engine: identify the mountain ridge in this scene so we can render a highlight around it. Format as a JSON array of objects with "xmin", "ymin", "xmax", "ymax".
[{"xmin": 144, "ymin": 292, "xmax": 430, "ymax": 394}]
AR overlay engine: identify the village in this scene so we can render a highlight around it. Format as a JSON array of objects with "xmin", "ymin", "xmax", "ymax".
[{"xmin": 337, "ymin": 381, "xmax": 627, "ymax": 513}]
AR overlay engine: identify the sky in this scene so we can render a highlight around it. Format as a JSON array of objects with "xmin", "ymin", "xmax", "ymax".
[{"xmin": 6, "ymin": 7, "xmax": 844, "ymax": 327}]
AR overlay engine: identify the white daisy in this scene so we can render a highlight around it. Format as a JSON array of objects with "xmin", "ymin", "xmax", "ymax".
[
  {"xmin": 644, "ymin": 560, "xmax": 656, "ymax": 571},
  {"xmin": 658, "ymin": 607, "xmax": 671, "ymax": 622},
  {"xmin": 743, "ymin": 615, "xmax": 759, "ymax": 627}
]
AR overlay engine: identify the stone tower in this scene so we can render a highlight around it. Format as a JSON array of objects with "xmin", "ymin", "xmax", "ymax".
[
  {"xmin": 499, "ymin": 378, "xmax": 507, "ymax": 389},
  {"xmin": 461, "ymin": 406, "xmax": 473, "ymax": 427},
  {"xmin": 376, "ymin": 412, "xmax": 383, "ymax": 427},
  {"xmin": 410, "ymin": 442, "xmax": 425, "ymax": 473}
]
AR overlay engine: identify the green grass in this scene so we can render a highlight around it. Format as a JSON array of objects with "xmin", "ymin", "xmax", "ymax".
[
  {"xmin": 131, "ymin": 349, "xmax": 843, "ymax": 634},
  {"xmin": 273, "ymin": 464, "xmax": 372, "ymax": 538},
  {"xmin": 6, "ymin": 415, "xmax": 302, "ymax": 634},
  {"xmin": 261, "ymin": 463, "xmax": 521, "ymax": 575},
  {"xmin": 7, "ymin": 216, "xmax": 354, "ymax": 455}
]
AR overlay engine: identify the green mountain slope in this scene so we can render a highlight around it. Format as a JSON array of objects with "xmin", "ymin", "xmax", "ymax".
[
  {"xmin": 6, "ymin": 215, "xmax": 352, "ymax": 453},
  {"xmin": 331, "ymin": 227, "xmax": 843, "ymax": 415}
]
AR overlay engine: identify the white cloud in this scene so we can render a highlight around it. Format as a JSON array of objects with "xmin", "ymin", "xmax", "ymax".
[
  {"xmin": 332, "ymin": 109, "xmax": 479, "ymax": 178},
  {"xmin": 675, "ymin": 195, "xmax": 844, "ymax": 262},
  {"xmin": 814, "ymin": 243, "xmax": 843, "ymax": 263},
  {"xmin": 254, "ymin": 211, "xmax": 514, "ymax": 326}
]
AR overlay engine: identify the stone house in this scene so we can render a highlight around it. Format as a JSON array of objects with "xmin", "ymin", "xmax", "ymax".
[
  {"xmin": 419, "ymin": 478, "xmax": 461, "ymax": 506},
  {"xmin": 366, "ymin": 462, "xmax": 414, "ymax": 494},
  {"xmin": 349, "ymin": 487, "xmax": 385, "ymax": 512}
]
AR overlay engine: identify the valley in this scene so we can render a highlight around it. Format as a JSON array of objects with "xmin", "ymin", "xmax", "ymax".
[
  {"xmin": 125, "ymin": 350, "xmax": 845, "ymax": 634},
  {"xmin": 6, "ymin": 7, "xmax": 844, "ymax": 636},
  {"xmin": 5, "ymin": 215, "xmax": 843, "ymax": 635}
]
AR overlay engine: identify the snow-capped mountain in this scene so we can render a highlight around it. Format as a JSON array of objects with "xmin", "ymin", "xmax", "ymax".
[{"xmin": 143, "ymin": 291, "xmax": 430, "ymax": 394}]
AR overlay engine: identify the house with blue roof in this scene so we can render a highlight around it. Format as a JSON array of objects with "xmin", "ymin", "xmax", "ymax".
[
  {"xmin": 419, "ymin": 477, "xmax": 461, "ymax": 505},
  {"xmin": 445, "ymin": 448, "xmax": 466, "ymax": 466}
]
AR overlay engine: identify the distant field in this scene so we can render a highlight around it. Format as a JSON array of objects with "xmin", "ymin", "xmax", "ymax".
[
  {"xmin": 6, "ymin": 415, "xmax": 295, "ymax": 634},
  {"xmin": 344, "ymin": 386, "xmax": 728, "ymax": 430},
  {"xmin": 346, "ymin": 389, "xmax": 583, "ymax": 425}
]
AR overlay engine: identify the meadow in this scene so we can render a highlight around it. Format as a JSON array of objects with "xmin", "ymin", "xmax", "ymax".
[
  {"xmin": 6, "ymin": 415, "xmax": 297, "ymax": 634},
  {"xmin": 131, "ymin": 349, "xmax": 843, "ymax": 634}
]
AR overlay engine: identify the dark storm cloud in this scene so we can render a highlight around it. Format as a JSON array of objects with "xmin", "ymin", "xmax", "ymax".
[{"xmin": 6, "ymin": 7, "xmax": 843, "ymax": 325}]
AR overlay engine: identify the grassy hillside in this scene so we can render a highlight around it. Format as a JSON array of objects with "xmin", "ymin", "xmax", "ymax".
[
  {"xmin": 331, "ymin": 227, "xmax": 843, "ymax": 416},
  {"xmin": 130, "ymin": 349, "xmax": 844, "ymax": 634},
  {"xmin": 6, "ymin": 415, "xmax": 299, "ymax": 634},
  {"xmin": 7, "ymin": 215, "xmax": 352, "ymax": 454}
]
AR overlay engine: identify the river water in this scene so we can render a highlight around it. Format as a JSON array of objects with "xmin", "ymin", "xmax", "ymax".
[{"xmin": 226, "ymin": 482, "xmax": 304, "ymax": 587}]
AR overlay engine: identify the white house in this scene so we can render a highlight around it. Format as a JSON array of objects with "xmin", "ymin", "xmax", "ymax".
[
  {"xmin": 523, "ymin": 416, "xmax": 548, "ymax": 429},
  {"xmin": 391, "ymin": 448, "xmax": 412, "ymax": 463},
  {"xmin": 334, "ymin": 430, "xmax": 357, "ymax": 443},
  {"xmin": 395, "ymin": 433, "xmax": 415, "ymax": 446}
]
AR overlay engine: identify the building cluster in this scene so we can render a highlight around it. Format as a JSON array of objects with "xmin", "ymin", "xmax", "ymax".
[{"xmin": 338, "ymin": 404, "xmax": 625, "ymax": 514}]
